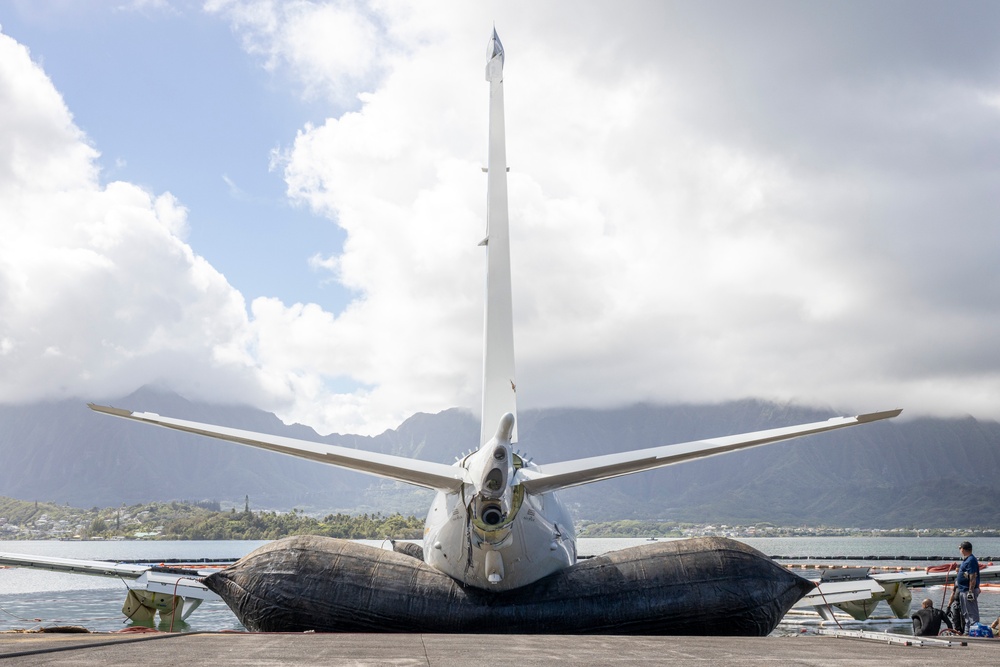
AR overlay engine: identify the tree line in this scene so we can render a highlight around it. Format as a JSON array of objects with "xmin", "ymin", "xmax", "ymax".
[
  {"xmin": 157, "ymin": 508, "xmax": 424, "ymax": 541},
  {"xmin": 0, "ymin": 496, "xmax": 424, "ymax": 540}
]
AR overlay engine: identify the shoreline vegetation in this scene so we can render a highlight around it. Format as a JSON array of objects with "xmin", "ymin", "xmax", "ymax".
[
  {"xmin": 0, "ymin": 497, "xmax": 424, "ymax": 541},
  {"xmin": 2, "ymin": 496, "xmax": 998, "ymax": 541},
  {"xmin": 576, "ymin": 520, "xmax": 1000, "ymax": 539}
]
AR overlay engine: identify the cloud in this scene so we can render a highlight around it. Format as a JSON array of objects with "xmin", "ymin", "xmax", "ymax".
[
  {"xmin": 3, "ymin": 2, "xmax": 1000, "ymax": 439},
  {"xmin": 205, "ymin": 0, "xmax": 391, "ymax": 107},
  {"xmin": 0, "ymin": 29, "xmax": 264, "ymax": 407},
  {"xmin": 254, "ymin": 2, "xmax": 1000, "ymax": 425}
]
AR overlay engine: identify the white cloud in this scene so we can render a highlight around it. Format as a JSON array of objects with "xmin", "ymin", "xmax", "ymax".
[
  {"xmin": 205, "ymin": 0, "xmax": 389, "ymax": 106},
  {"xmin": 0, "ymin": 29, "xmax": 264, "ymax": 407},
  {"xmin": 249, "ymin": 2, "xmax": 1000, "ymax": 428},
  {"xmin": 3, "ymin": 3, "xmax": 1000, "ymax": 439}
]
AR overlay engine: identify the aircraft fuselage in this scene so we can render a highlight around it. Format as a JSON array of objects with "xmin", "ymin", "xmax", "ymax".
[{"xmin": 423, "ymin": 413, "xmax": 576, "ymax": 589}]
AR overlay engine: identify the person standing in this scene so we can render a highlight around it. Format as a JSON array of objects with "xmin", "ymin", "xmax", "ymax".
[
  {"xmin": 912, "ymin": 598, "xmax": 953, "ymax": 636},
  {"xmin": 949, "ymin": 540, "xmax": 980, "ymax": 632},
  {"xmin": 948, "ymin": 598, "xmax": 965, "ymax": 635}
]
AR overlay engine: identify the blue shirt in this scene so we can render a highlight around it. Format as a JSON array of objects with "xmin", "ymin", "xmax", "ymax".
[{"xmin": 957, "ymin": 554, "xmax": 979, "ymax": 591}]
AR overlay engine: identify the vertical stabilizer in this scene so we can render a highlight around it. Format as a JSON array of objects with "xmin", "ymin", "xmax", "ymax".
[{"xmin": 481, "ymin": 29, "xmax": 517, "ymax": 445}]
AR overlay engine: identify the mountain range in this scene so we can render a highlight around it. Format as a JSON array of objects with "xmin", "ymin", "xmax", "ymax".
[{"xmin": 1, "ymin": 387, "xmax": 997, "ymax": 528}]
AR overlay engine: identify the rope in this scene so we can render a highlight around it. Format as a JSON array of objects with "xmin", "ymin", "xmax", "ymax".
[
  {"xmin": 0, "ymin": 600, "xmax": 125, "ymax": 628},
  {"xmin": 0, "ymin": 604, "xmax": 42, "ymax": 624},
  {"xmin": 939, "ymin": 564, "xmax": 952, "ymax": 610},
  {"xmin": 169, "ymin": 577, "xmax": 182, "ymax": 633},
  {"xmin": 814, "ymin": 583, "xmax": 844, "ymax": 630}
]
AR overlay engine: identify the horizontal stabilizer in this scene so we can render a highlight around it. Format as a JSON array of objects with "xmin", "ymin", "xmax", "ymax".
[
  {"xmin": 794, "ymin": 564, "xmax": 1000, "ymax": 620},
  {"xmin": 871, "ymin": 563, "xmax": 1000, "ymax": 589},
  {"xmin": 0, "ymin": 552, "xmax": 221, "ymax": 611},
  {"xmin": 0, "ymin": 552, "xmax": 150, "ymax": 578},
  {"xmin": 515, "ymin": 409, "xmax": 902, "ymax": 494},
  {"xmin": 88, "ymin": 404, "xmax": 469, "ymax": 492},
  {"xmin": 794, "ymin": 578, "xmax": 885, "ymax": 608}
]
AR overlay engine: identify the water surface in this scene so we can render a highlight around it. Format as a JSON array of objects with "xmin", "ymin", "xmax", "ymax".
[{"xmin": 2, "ymin": 538, "xmax": 996, "ymax": 634}]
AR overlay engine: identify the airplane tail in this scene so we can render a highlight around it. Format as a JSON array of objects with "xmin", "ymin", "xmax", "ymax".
[{"xmin": 480, "ymin": 28, "xmax": 517, "ymax": 446}]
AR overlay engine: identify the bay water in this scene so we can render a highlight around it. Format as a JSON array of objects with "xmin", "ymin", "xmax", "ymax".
[{"xmin": 2, "ymin": 537, "xmax": 998, "ymax": 634}]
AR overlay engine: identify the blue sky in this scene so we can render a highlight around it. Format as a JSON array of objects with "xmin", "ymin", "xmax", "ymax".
[
  {"xmin": 3, "ymin": 2, "xmax": 349, "ymax": 311},
  {"xmin": 1, "ymin": 1, "xmax": 999, "ymax": 437}
]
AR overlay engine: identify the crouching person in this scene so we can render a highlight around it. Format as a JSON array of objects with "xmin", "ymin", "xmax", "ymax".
[{"xmin": 912, "ymin": 598, "xmax": 953, "ymax": 637}]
